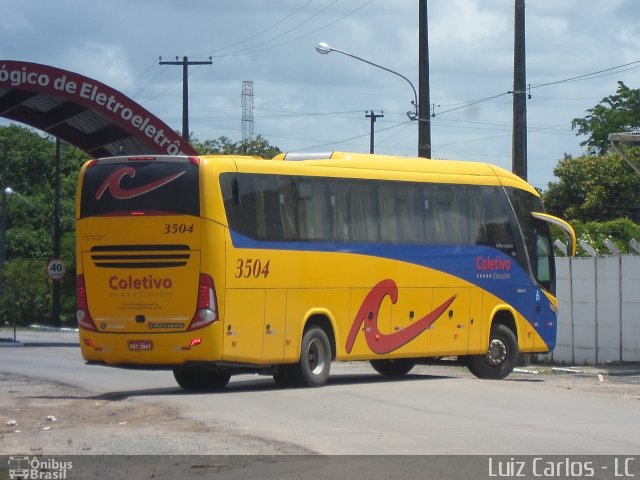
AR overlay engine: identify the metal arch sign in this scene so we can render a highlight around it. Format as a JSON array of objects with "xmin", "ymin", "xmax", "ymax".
[{"xmin": 0, "ymin": 60, "xmax": 197, "ymax": 156}]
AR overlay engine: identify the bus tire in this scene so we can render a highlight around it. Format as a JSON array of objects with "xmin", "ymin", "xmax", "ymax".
[
  {"xmin": 173, "ymin": 367, "xmax": 231, "ymax": 391},
  {"xmin": 292, "ymin": 327, "xmax": 331, "ymax": 387},
  {"xmin": 370, "ymin": 358, "xmax": 415, "ymax": 377},
  {"xmin": 273, "ymin": 365, "xmax": 296, "ymax": 387},
  {"xmin": 466, "ymin": 324, "xmax": 518, "ymax": 380}
]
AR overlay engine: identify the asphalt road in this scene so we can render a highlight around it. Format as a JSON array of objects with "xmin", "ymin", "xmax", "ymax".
[{"xmin": 2, "ymin": 329, "xmax": 640, "ymax": 459}]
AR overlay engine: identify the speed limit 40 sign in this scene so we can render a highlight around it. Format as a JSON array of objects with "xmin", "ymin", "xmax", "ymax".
[{"xmin": 46, "ymin": 258, "xmax": 66, "ymax": 281}]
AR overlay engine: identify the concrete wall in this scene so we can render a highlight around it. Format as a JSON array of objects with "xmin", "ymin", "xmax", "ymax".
[{"xmin": 545, "ymin": 255, "xmax": 640, "ymax": 365}]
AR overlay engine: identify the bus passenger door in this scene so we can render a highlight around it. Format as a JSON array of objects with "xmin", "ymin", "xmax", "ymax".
[
  {"xmin": 263, "ymin": 289, "xmax": 286, "ymax": 362},
  {"xmin": 466, "ymin": 288, "xmax": 483, "ymax": 354},
  {"xmin": 429, "ymin": 288, "xmax": 470, "ymax": 356},
  {"xmin": 223, "ymin": 289, "xmax": 265, "ymax": 362},
  {"xmin": 533, "ymin": 288, "xmax": 556, "ymax": 352}
]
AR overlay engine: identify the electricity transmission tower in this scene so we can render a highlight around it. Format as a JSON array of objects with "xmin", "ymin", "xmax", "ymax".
[{"xmin": 241, "ymin": 81, "xmax": 254, "ymax": 143}]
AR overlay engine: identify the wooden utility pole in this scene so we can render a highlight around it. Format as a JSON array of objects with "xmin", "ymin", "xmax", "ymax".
[
  {"xmin": 512, "ymin": 0, "xmax": 527, "ymax": 179},
  {"xmin": 418, "ymin": 0, "xmax": 432, "ymax": 158},
  {"xmin": 366, "ymin": 111, "xmax": 384, "ymax": 153},
  {"xmin": 159, "ymin": 56, "xmax": 212, "ymax": 141}
]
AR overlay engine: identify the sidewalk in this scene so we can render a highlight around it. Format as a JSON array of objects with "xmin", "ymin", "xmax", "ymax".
[
  {"xmin": 0, "ymin": 325, "xmax": 79, "ymax": 347},
  {"xmin": 515, "ymin": 363, "xmax": 640, "ymax": 377}
]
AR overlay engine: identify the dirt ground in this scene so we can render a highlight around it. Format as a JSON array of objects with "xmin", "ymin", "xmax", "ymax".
[{"xmin": 0, "ymin": 372, "xmax": 309, "ymax": 456}]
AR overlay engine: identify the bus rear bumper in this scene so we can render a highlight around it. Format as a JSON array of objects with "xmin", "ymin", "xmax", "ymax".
[{"xmin": 79, "ymin": 330, "xmax": 222, "ymax": 367}]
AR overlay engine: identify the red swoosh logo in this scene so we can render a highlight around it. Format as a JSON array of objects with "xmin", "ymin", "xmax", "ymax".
[
  {"xmin": 95, "ymin": 167, "xmax": 185, "ymax": 200},
  {"xmin": 345, "ymin": 279, "xmax": 456, "ymax": 354}
]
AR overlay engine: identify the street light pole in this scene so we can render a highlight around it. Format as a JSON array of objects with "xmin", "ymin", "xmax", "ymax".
[
  {"xmin": 315, "ymin": 42, "xmax": 419, "ymax": 123},
  {"xmin": 52, "ymin": 137, "xmax": 61, "ymax": 326},
  {"xmin": 0, "ymin": 139, "xmax": 7, "ymax": 337},
  {"xmin": 0, "ymin": 141, "xmax": 6, "ymax": 258},
  {"xmin": 0, "ymin": 138, "xmax": 7, "ymax": 295}
]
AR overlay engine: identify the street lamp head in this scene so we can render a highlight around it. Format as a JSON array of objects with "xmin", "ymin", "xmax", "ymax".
[
  {"xmin": 315, "ymin": 42, "xmax": 333, "ymax": 55},
  {"xmin": 4, "ymin": 187, "xmax": 14, "ymax": 196},
  {"xmin": 314, "ymin": 41, "xmax": 420, "ymax": 123}
]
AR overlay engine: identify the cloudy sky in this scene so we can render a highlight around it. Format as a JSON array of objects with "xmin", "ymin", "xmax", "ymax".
[{"xmin": 1, "ymin": 0, "xmax": 639, "ymax": 189}]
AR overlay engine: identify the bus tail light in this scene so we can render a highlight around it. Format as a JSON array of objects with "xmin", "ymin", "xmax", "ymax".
[
  {"xmin": 76, "ymin": 275, "xmax": 98, "ymax": 331},
  {"xmin": 188, "ymin": 274, "xmax": 218, "ymax": 331}
]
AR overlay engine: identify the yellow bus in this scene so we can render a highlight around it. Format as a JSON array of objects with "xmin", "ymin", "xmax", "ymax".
[{"xmin": 76, "ymin": 152, "xmax": 575, "ymax": 390}]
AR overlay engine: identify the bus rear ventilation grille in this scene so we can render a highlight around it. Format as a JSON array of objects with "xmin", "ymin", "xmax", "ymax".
[{"xmin": 90, "ymin": 244, "xmax": 191, "ymax": 268}]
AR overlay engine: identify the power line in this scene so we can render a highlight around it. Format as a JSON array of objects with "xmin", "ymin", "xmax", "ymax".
[
  {"xmin": 231, "ymin": 0, "xmax": 339, "ymax": 56},
  {"xmin": 225, "ymin": 1, "xmax": 374, "ymax": 57},
  {"xmin": 431, "ymin": 59, "xmax": 640, "ymax": 119},
  {"xmin": 294, "ymin": 120, "xmax": 412, "ymax": 151},
  {"xmin": 530, "ymin": 59, "xmax": 640, "ymax": 89},
  {"xmin": 190, "ymin": 0, "xmax": 315, "ymax": 57}
]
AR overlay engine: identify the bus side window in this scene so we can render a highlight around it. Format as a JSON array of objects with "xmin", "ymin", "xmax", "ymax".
[
  {"xmin": 254, "ymin": 176, "xmax": 280, "ymax": 240},
  {"xmin": 223, "ymin": 174, "xmax": 258, "ymax": 239},
  {"xmin": 422, "ymin": 186, "xmax": 436, "ymax": 241},
  {"xmin": 279, "ymin": 180, "xmax": 299, "ymax": 240},
  {"xmin": 434, "ymin": 185, "xmax": 469, "ymax": 244},
  {"xmin": 331, "ymin": 181, "xmax": 351, "ymax": 242},
  {"xmin": 232, "ymin": 178, "xmax": 241, "ymax": 205},
  {"xmin": 350, "ymin": 182, "xmax": 379, "ymax": 242},
  {"xmin": 378, "ymin": 183, "xmax": 399, "ymax": 243},
  {"xmin": 397, "ymin": 184, "xmax": 424, "ymax": 244},
  {"xmin": 301, "ymin": 180, "xmax": 332, "ymax": 241}
]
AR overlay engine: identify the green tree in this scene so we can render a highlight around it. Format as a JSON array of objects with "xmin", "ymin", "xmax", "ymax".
[
  {"xmin": 0, "ymin": 124, "xmax": 87, "ymax": 327},
  {"xmin": 572, "ymin": 218, "xmax": 640, "ymax": 255},
  {"xmin": 191, "ymin": 134, "xmax": 281, "ymax": 158},
  {"xmin": 543, "ymin": 152, "xmax": 640, "ymax": 223},
  {"xmin": 571, "ymin": 81, "xmax": 640, "ymax": 155},
  {"xmin": 0, "ymin": 258, "xmax": 52, "ymax": 326}
]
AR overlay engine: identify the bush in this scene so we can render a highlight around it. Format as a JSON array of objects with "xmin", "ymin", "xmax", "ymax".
[
  {"xmin": 572, "ymin": 218, "xmax": 640, "ymax": 255},
  {"xmin": 0, "ymin": 258, "xmax": 52, "ymax": 326}
]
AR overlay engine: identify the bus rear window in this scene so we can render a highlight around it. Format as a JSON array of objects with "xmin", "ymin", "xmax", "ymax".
[{"xmin": 80, "ymin": 160, "xmax": 199, "ymax": 218}]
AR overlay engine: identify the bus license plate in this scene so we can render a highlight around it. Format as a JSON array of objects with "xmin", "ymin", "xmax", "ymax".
[{"xmin": 128, "ymin": 340, "xmax": 153, "ymax": 351}]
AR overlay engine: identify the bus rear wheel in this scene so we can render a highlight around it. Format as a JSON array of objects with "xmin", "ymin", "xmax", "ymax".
[
  {"xmin": 370, "ymin": 358, "xmax": 415, "ymax": 377},
  {"xmin": 291, "ymin": 327, "xmax": 331, "ymax": 387},
  {"xmin": 466, "ymin": 324, "xmax": 518, "ymax": 380},
  {"xmin": 173, "ymin": 367, "xmax": 231, "ymax": 391},
  {"xmin": 273, "ymin": 364, "xmax": 297, "ymax": 387}
]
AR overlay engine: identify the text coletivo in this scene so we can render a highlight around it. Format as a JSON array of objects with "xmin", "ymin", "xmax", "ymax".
[{"xmin": 108, "ymin": 275, "xmax": 173, "ymax": 290}]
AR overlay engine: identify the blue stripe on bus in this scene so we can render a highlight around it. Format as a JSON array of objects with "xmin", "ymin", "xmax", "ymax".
[{"xmin": 229, "ymin": 231, "xmax": 556, "ymax": 348}]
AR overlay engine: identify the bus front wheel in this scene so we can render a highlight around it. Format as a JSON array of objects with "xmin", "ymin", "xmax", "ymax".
[
  {"xmin": 292, "ymin": 327, "xmax": 331, "ymax": 387},
  {"xmin": 466, "ymin": 324, "xmax": 518, "ymax": 380},
  {"xmin": 173, "ymin": 367, "xmax": 231, "ymax": 391}
]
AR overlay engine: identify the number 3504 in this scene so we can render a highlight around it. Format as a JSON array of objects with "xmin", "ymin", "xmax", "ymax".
[{"xmin": 235, "ymin": 258, "xmax": 271, "ymax": 279}]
